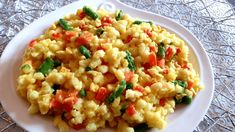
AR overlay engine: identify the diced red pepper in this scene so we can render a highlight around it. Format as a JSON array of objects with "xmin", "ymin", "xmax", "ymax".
[
  {"xmin": 159, "ymin": 98, "xmax": 166, "ymax": 106},
  {"xmin": 95, "ymin": 87, "xmax": 109, "ymax": 102},
  {"xmin": 52, "ymin": 32, "xmax": 62, "ymax": 39},
  {"xmin": 101, "ymin": 58, "xmax": 109, "ymax": 65},
  {"xmin": 95, "ymin": 25, "xmax": 102, "ymax": 29},
  {"xmin": 63, "ymin": 97, "xmax": 77, "ymax": 112},
  {"xmin": 72, "ymin": 124, "xmax": 85, "ymax": 130},
  {"xmin": 149, "ymin": 46, "xmax": 157, "ymax": 53},
  {"xmin": 35, "ymin": 80, "xmax": 42, "ymax": 88},
  {"xmin": 50, "ymin": 98, "xmax": 63, "ymax": 110},
  {"xmin": 64, "ymin": 97, "xmax": 77, "ymax": 111},
  {"xmin": 134, "ymin": 86, "xmax": 144, "ymax": 93},
  {"xmin": 124, "ymin": 71, "xmax": 134, "ymax": 82},
  {"xmin": 68, "ymin": 90, "xmax": 79, "ymax": 97},
  {"xmin": 76, "ymin": 31, "xmax": 93, "ymax": 46},
  {"xmin": 181, "ymin": 62, "xmax": 190, "ymax": 70},
  {"xmin": 149, "ymin": 52, "xmax": 158, "ymax": 66},
  {"xmin": 163, "ymin": 69, "xmax": 168, "ymax": 74},
  {"xmin": 79, "ymin": 23, "xmax": 88, "ymax": 31},
  {"xmin": 101, "ymin": 16, "xmax": 113, "ymax": 27},
  {"xmin": 51, "ymin": 90, "xmax": 78, "ymax": 112},
  {"xmin": 97, "ymin": 46, "xmax": 105, "ymax": 51},
  {"xmin": 55, "ymin": 90, "xmax": 66, "ymax": 103},
  {"xmin": 104, "ymin": 72, "xmax": 118, "ymax": 84},
  {"xmin": 144, "ymin": 82, "xmax": 154, "ymax": 87},
  {"xmin": 29, "ymin": 40, "xmax": 37, "ymax": 48},
  {"xmin": 176, "ymin": 47, "xmax": 181, "ymax": 55},
  {"xmin": 76, "ymin": 37, "xmax": 89, "ymax": 46},
  {"xmin": 64, "ymin": 31, "xmax": 77, "ymax": 42},
  {"xmin": 144, "ymin": 29, "xmax": 152, "ymax": 37},
  {"xmin": 142, "ymin": 63, "xmax": 151, "ymax": 70},
  {"xmin": 65, "ymin": 31, "xmax": 77, "ymax": 36},
  {"xmin": 79, "ymin": 12, "xmax": 86, "ymax": 19},
  {"xmin": 187, "ymin": 81, "xmax": 194, "ymax": 89},
  {"xmin": 157, "ymin": 59, "xmax": 165, "ymax": 68},
  {"xmin": 166, "ymin": 47, "xmax": 174, "ymax": 60},
  {"xmin": 64, "ymin": 112, "xmax": 73, "ymax": 120},
  {"xmin": 126, "ymin": 104, "xmax": 136, "ymax": 116},
  {"xmin": 102, "ymin": 23, "xmax": 111, "ymax": 27},
  {"xmin": 125, "ymin": 35, "xmax": 133, "ymax": 43},
  {"xmin": 182, "ymin": 65, "xmax": 190, "ymax": 70}
]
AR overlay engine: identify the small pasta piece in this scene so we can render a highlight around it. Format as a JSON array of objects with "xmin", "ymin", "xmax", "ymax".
[
  {"xmin": 113, "ymin": 69, "xmax": 125, "ymax": 81},
  {"xmin": 54, "ymin": 115, "xmax": 69, "ymax": 132},
  {"xmin": 125, "ymin": 89, "xmax": 143, "ymax": 102},
  {"xmin": 33, "ymin": 72, "xmax": 45, "ymax": 80},
  {"xmin": 28, "ymin": 103, "xmax": 39, "ymax": 114},
  {"xmin": 144, "ymin": 111, "xmax": 166, "ymax": 129},
  {"xmin": 97, "ymin": 65, "xmax": 109, "ymax": 73},
  {"xmin": 37, "ymin": 94, "xmax": 51, "ymax": 114},
  {"xmin": 86, "ymin": 123, "xmax": 97, "ymax": 132}
]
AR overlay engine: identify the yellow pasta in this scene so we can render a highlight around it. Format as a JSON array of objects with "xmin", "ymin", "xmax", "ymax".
[{"xmin": 17, "ymin": 6, "xmax": 203, "ymax": 132}]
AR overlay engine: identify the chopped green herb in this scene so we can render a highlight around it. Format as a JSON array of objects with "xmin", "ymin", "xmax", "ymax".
[
  {"xmin": 174, "ymin": 95, "xmax": 192, "ymax": 105},
  {"xmin": 120, "ymin": 104, "xmax": 127, "ymax": 114},
  {"xmin": 79, "ymin": 46, "xmax": 91, "ymax": 59},
  {"xmin": 157, "ymin": 44, "xmax": 165, "ymax": 58},
  {"xmin": 146, "ymin": 21, "xmax": 153, "ymax": 25},
  {"xmin": 173, "ymin": 80, "xmax": 188, "ymax": 88},
  {"xmin": 126, "ymin": 83, "xmax": 133, "ymax": 89},
  {"xmin": 83, "ymin": 6, "xmax": 99, "ymax": 20},
  {"xmin": 116, "ymin": 10, "xmax": 123, "ymax": 21},
  {"xmin": 115, "ymin": 80, "xmax": 127, "ymax": 97},
  {"xmin": 133, "ymin": 20, "xmax": 142, "ymax": 25},
  {"xmin": 125, "ymin": 51, "xmax": 136, "ymax": 71},
  {"xmin": 107, "ymin": 80, "xmax": 126, "ymax": 103},
  {"xmin": 52, "ymin": 84, "xmax": 60, "ymax": 95},
  {"xmin": 38, "ymin": 58, "xmax": 55, "ymax": 76},
  {"xmin": 174, "ymin": 96, "xmax": 182, "ymax": 104},
  {"xmin": 107, "ymin": 93, "xmax": 116, "ymax": 104},
  {"xmin": 54, "ymin": 60, "xmax": 61, "ymax": 67},
  {"xmin": 58, "ymin": 19, "xmax": 73, "ymax": 30},
  {"xmin": 134, "ymin": 123, "xmax": 150, "ymax": 132},
  {"xmin": 80, "ymin": 89, "xmax": 86, "ymax": 98},
  {"xmin": 182, "ymin": 96, "xmax": 192, "ymax": 104},
  {"xmin": 96, "ymin": 28, "xmax": 104, "ymax": 36},
  {"xmin": 85, "ymin": 66, "xmax": 92, "ymax": 71}
]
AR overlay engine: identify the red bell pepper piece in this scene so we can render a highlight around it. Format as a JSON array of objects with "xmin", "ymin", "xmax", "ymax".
[
  {"xmin": 124, "ymin": 71, "xmax": 134, "ymax": 82},
  {"xmin": 126, "ymin": 104, "xmax": 136, "ymax": 116},
  {"xmin": 149, "ymin": 52, "xmax": 158, "ymax": 66},
  {"xmin": 95, "ymin": 87, "xmax": 109, "ymax": 102}
]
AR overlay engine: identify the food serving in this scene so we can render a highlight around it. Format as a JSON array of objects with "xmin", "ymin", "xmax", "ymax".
[{"xmin": 17, "ymin": 6, "xmax": 203, "ymax": 132}]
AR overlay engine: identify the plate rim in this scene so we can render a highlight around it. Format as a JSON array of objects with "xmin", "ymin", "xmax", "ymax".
[{"xmin": 0, "ymin": 0, "xmax": 214, "ymax": 132}]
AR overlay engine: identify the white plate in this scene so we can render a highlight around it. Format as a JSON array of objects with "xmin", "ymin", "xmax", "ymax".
[{"xmin": 0, "ymin": 0, "xmax": 214, "ymax": 132}]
